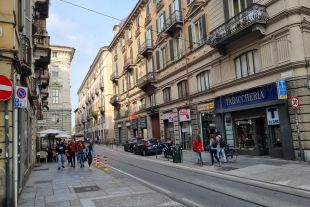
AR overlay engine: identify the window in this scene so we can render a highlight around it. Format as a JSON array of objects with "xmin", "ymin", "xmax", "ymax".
[
  {"xmin": 150, "ymin": 93, "xmax": 156, "ymax": 106},
  {"xmin": 188, "ymin": 15, "xmax": 207, "ymax": 50},
  {"xmin": 51, "ymin": 71, "xmax": 59, "ymax": 77},
  {"xmin": 136, "ymin": 16, "xmax": 140, "ymax": 28},
  {"xmin": 146, "ymin": 3, "xmax": 150, "ymax": 17},
  {"xmin": 52, "ymin": 51, "xmax": 57, "ymax": 58},
  {"xmin": 170, "ymin": 32, "xmax": 184, "ymax": 61},
  {"xmin": 146, "ymin": 28, "xmax": 152, "ymax": 46},
  {"xmin": 52, "ymin": 89, "xmax": 60, "ymax": 104},
  {"xmin": 53, "ymin": 114, "xmax": 59, "ymax": 123},
  {"xmin": 178, "ymin": 80, "xmax": 188, "ymax": 99},
  {"xmin": 130, "ymin": 48, "xmax": 133, "ymax": 63},
  {"xmin": 159, "ymin": 46, "xmax": 167, "ymax": 69},
  {"xmin": 187, "ymin": 0, "xmax": 194, "ymax": 5},
  {"xmin": 147, "ymin": 57, "xmax": 153, "ymax": 72},
  {"xmin": 163, "ymin": 87, "xmax": 171, "ymax": 103},
  {"xmin": 157, "ymin": 12, "xmax": 165, "ymax": 34},
  {"xmin": 197, "ymin": 71, "xmax": 210, "ymax": 92},
  {"xmin": 234, "ymin": 50, "xmax": 260, "ymax": 79},
  {"xmin": 228, "ymin": 0, "xmax": 253, "ymax": 18},
  {"xmin": 140, "ymin": 98, "xmax": 146, "ymax": 109},
  {"xmin": 137, "ymin": 38, "xmax": 141, "ymax": 52}
]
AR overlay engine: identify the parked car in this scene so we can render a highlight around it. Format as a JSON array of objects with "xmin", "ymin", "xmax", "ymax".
[
  {"xmin": 124, "ymin": 137, "xmax": 143, "ymax": 152},
  {"xmin": 133, "ymin": 139, "xmax": 162, "ymax": 156}
]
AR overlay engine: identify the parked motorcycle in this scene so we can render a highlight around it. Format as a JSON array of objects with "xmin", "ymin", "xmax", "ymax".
[{"xmin": 161, "ymin": 141, "xmax": 174, "ymax": 159}]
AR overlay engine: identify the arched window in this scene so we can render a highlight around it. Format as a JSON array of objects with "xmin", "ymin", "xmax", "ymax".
[
  {"xmin": 196, "ymin": 71, "xmax": 210, "ymax": 92},
  {"xmin": 177, "ymin": 80, "xmax": 188, "ymax": 98},
  {"xmin": 163, "ymin": 87, "xmax": 171, "ymax": 103}
]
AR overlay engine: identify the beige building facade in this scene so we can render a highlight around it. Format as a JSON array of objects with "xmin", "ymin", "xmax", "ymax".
[
  {"xmin": 109, "ymin": 0, "xmax": 310, "ymax": 161},
  {"xmin": 41, "ymin": 45, "xmax": 75, "ymax": 134},
  {"xmin": 75, "ymin": 47, "xmax": 114, "ymax": 143}
]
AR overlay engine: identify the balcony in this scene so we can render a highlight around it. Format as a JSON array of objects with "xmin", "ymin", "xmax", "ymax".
[
  {"xmin": 135, "ymin": 28, "xmax": 140, "ymax": 38},
  {"xmin": 29, "ymin": 78, "xmax": 39, "ymax": 100},
  {"xmin": 145, "ymin": 15, "xmax": 151, "ymax": 27},
  {"xmin": 41, "ymin": 88, "xmax": 49, "ymax": 100},
  {"xmin": 122, "ymin": 45, "xmax": 127, "ymax": 53},
  {"xmin": 34, "ymin": 0, "xmax": 49, "ymax": 19},
  {"xmin": 208, "ymin": 4, "xmax": 268, "ymax": 52},
  {"xmin": 42, "ymin": 100, "xmax": 48, "ymax": 108},
  {"xmin": 33, "ymin": 34, "xmax": 51, "ymax": 67},
  {"xmin": 19, "ymin": 35, "xmax": 32, "ymax": 77},
  {"xmin": 156, "ymin": 0, "xmax": 164, "ymax": 13},
  {"xmin": 138, "ymin": 39, "xmax": 153, "ymax": 57},
  {"xmin": 110, "ymin": 95, "xmax": 120, "ymax": 107},
  {"xmin": 40, "ymin": 70, "xmax": 50, "ymax": 88},
  {"xmin": 137, "ymin": 72, "xmax": 157, "ymax": 93},
  {"xmin": 123, "ymin": 58, "xmax": 135, "ymax": 72},
  {"xmin": 110, "ymin": 72, "xmax": 119, "ymax": 82},
  {"xmin": 139, "ymin": 104, "xmax": 146, "ymax": 111},
  {"xmin": 164, "ymin": 10, "xmax": 183, "ymax": 35}
]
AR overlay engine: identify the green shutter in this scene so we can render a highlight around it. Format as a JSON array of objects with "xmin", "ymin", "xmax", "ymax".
[
  {"xmin": 223, "ymin": 0, "xmax": 229, "ymax": 21},
  {"xmin": 201, "ymin": 14, "xmax": 207, "ymax": 42},
  {"xmin": 156, "ymin": 19, "xmax": 159, "ymax": 34},
  {"xmin": 188, "ymin": 25, "xmax": 193, "ymax": 50},
  {"xmin": 156, "ymin": 51, "xmax": 160, "ymax": 70},
  {"xmin": 169, "ymin": 39, "xmax": 174, "ymax": 62}
]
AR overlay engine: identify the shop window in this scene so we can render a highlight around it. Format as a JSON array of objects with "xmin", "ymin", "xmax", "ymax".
[
  {"xmin": 234, "ymin": 50, "xmax": 260, "ymax": 79},
  {"xmin": 163, "ymin": 87, "xmax": 171, "ymax": 103},
  {"xmin": 178, "ymin": 80, "xmax": 188, "ymax": 99},
  {"xmin": 272, "ymin": 126, "xmax": 282, "ymax": 147},
  {"xmin": 196, "ymin": 70, "xmax": 210, "ymax": 92}
]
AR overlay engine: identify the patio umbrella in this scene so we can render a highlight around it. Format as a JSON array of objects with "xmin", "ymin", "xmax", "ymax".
[
  {"xmin": 55, "ymin": 134, "xmax": 71, "ymax": 138},
  {"xmin": 39, "ymin": 133, "xmax": 47, "ymax": 138},
  {"xmin": 38, "ymin": 129, "xmax": 63, "ymax": 135}
]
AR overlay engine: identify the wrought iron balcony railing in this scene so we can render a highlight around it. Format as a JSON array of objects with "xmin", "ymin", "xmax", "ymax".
[
  {"xmin": 138, "ymin": 39, "xmax": 153, "ymax": 57},
  {"xmin": 123, "ymin": 58, "xmax": 135, "ymax": 71},
  {"xmin": 19, "ymin": 35, "xmax": 32, "ymax": 76},
  {"xmin": 137, "ymin": 72, "xmax": 157, "ymax": 93},
  {"xmin": 110, "ymin": 72, "xmax": 119, "ymax": 82},
  {"xmin": 208, "ymin": 4, "xmax": 268, "ymax": 47},
  {"xmin": 164, "ymin": 10, "xmax": 183, "ymax": 34}
]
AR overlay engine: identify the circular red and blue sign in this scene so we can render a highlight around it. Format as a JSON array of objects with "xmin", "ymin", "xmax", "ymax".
[{"xmin": 16, "ymin": 87, "xmax": 27, "ymax": 99}]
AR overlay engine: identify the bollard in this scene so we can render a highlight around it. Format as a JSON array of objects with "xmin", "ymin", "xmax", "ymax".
[
  {"xmin": 103, "ymin": 154, "xmax": 108, "ymax": 172},
  {"xmin": 93, "ymin": 154, "xmax": 97, "ymax": 166},
  {"xmin": 96, "ymin": 154, "xmax": 101, "ymax": 167}
]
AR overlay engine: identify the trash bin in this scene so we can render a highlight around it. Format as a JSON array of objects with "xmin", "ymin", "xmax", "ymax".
[{"xmin": 173, "ymin": 144, "xmax": 183, "ymax": 163}]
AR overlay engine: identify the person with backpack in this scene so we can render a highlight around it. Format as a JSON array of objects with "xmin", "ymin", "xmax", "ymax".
[
  {"xmin": 86, "ymin": 142, "xmax": 95, "ymax": 168},
  {"xmin": 216, "ymin": 131, "xmax": 227, "ymax": 163},
  {"xmin": 192, "ymin": 135, "xmax": 203, "ymax": 165},
  {"xmin": 209, "ymin": 136, "xmax": 221, "ymax": 166}
]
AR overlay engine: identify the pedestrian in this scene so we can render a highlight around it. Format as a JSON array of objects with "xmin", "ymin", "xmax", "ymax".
[
  {"xmin": 70, "ymin": 139, "xmax": 77, "ymax": 168},
  {"xmin": 65, "ymin": 142, "xmax": 72, "ymax": 166},
  {"xmin": 77, "ymin": 141, "xmax": 85, "ymax": 168},
  {"xmin": 97, "ymin": 135, "xmax": 100, "ymax": 144},
  {"xmin": 86, "ymin": 142, "xmax": 95, "ymax": 168},
  {"xmin": 215, "ymin": 131, "xmax": 227, "ymax": 163},
  {"xmin": 209, "ymin": 136, "xmax": 221, "ymax": 166},
  {"xmin": 55, "ymin": 139, "xmax": 66, "ymax": 170},
  {"xmin": 192, "ymin": 135, "xmax": 203, "ymax": 165}
]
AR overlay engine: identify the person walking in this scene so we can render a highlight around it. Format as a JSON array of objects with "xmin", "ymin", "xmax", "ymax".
[
  {"xmin": 55, "ymin": 139, "xmax": 66, "ymax": 170},
  {"xmin": 209, "ymin": 137, "xmax": 221, "ymax": 166},
  {"xmin": 70, "ymin": 139, "xmax": 77, "ymax": 168},
  {"xmin": 77, "ymin": 141, "xmax": 85, "ymax": 168},
  {"xmin": 193, "ymin": 135, "xmax": 203, "ymax": 165},
  {"xmin": 86, "ymin": 142, "xmax": 95, "ymax": 168},
  {"xmin": 216, "ymin": 131, "xmax": 227, "ymax": 163},
  {"xmin": 65, "ymin": 142, "xmax": 72, "ymax": 166}
]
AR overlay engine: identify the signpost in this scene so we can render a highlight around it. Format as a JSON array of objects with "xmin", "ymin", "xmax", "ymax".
[
  {"xmin": 0, "ymin": 75, "xmax": 13, "ymax": 100},
  {"xmin": 15, "ymin": 86, "xmax": 28, "ymax": 108},
  {"xmin": 289, "ymin": 96, "xmax": 304, "ymax": 161}
]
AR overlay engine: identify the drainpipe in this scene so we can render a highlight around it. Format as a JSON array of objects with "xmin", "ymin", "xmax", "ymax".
[{"xmin": 13, "ymin": 72, "xmax": 18, "ymax": 207}]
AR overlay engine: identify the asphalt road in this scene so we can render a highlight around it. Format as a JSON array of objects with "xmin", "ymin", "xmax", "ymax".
[{"xmin": 95, "ymin": 145, "xmax": 310, "ymax": 207}]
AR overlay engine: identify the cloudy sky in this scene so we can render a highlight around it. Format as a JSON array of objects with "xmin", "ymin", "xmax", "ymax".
[{"xmin": 47, "ymin": 0, "xmax": 137, "ymax": 127}]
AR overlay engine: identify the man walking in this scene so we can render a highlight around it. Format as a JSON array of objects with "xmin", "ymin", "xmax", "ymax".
[
  {"xmin": 56, "ymin": 139, "xmax": 66, "ymax": 170},
  {"xmin": 70, "ymin": 139, "xmax": 77, "ymax": 168}
]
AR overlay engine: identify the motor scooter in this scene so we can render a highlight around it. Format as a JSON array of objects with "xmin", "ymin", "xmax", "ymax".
[{"xmin": 162, "ymin": 141, "xmax": 174, "ymax": 159}]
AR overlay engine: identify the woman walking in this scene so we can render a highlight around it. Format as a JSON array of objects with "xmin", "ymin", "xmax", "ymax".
[
  {"xmin": 210, "ymin": 136, "xmax": 221, "ymax": 166},
  {"xmin": 216, "ymin": 131, "xmax": 227, "ymax": 163},
  {"xmin": 86, "ymin": 143, "xmax": 95, "ymax": 168},
  {"xmin": 193, "ymin": 135, "xmax": 203, "ymax": 165}
]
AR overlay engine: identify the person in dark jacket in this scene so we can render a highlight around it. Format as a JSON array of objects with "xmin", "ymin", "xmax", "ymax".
[{"xmin": 56, "ymin": 139, "xmax": 66, "ymax": 170}]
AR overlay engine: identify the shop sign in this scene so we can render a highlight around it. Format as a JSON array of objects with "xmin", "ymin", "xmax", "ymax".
[
  {"xmin": 179, "ymin": 108, "xmax": 191, "ymax": 122},
  {"xmin": 266, "ymin": 107, "xmax": 280, "ymax": 125},
  {"xmin": 197, "ymin": 101, "xmax": 214, "ymax": 111},
  {"xmin": 163, "ymin": 112, "xmax": 173, "ymax": 122},
  {"xmin": 139, "ymin": 116, "xmax": 147, "ymax": 129},
  {"xmin": 130, "ymin": 113, "xmax": 137, "ymax": 120},
  {"xmin": 215, "ymin": 83, "xmax": 278, "ymax": 110},
  {"xmin": 131, "ymin": 119, "xmax": 138, "ymax": 129},
  {"xmin": 276, "ymin": 80, "xmax": 287, "ymax": 100}
]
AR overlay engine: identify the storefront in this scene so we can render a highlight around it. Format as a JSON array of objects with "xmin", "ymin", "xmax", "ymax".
[
  {"xmin": 179, "ymin": 108, "xmax": 192, "ymax": 150},
  {"xmin": 149, "ymin": 109, "xmax": 160, "ymax": 139},
  {"xmin": 162, "ymin": 112, "xmax": 174, "ymax": 141},
  {"xmin": 197, "ymin": 101, "xmax": 216, "ymax": 149},
  {"xmin": 130, "ymin": 114, "xmax": 138, "ymax": 137},
  {"xmin": 215, "ymin": 83, "xmax": 294, "ymax": 159},
  {"xmin": 139, "ymin": 115, "xmax": 147, "ymax": 138}
]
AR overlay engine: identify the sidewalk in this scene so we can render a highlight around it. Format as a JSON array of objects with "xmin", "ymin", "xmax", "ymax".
[
  {"xmin": 18, "ymin": 162, "xmax": 185, "ymax": 207},
  {"xmin": 109, "ymin": 144, "xmax": 310, "ymax": 192}
]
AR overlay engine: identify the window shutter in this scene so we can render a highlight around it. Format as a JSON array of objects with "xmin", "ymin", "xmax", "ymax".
[
  {"xmin": 223, "ymin": 0, "xmax": 229, "ymax": 21},
  {"xmin": 201, "ymin": 14, "xmax": 207, "ymax": 42},
  {"xmin": 156, "ymin": 51, "xmax": 160, "ymax": 70},
  {"xmin": 156, "ymin": 19, "xmax": 159, "ymax": 34},
  {"xmin": 169, "ymin": 39, "xmax": 174, "ymax": 62},
  {"xmin": 188, "ymin": 25, "xmax": 193, "ymax": 50}
]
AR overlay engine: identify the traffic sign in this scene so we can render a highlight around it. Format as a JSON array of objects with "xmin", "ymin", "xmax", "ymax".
[
  {"xmin": 0, "ymin": 75, "xmax": 13, "ymax": 101},
  {"xmin": 290, "ymin": 96, "xmax": 301, "ymax": 109},
  {"xmin": 15, "ymin": 86, "xmax": 28, "ymax": 108}
]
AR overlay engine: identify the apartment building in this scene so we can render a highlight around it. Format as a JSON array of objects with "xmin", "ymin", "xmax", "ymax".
[
  {"xmin": 41, "ymin": 45, "xmax": 75, "ymax": 134},
  {"xmin": 75, "ymin": 47, "xmax": 114, "ymax": 144},
  {"xmin": 0, "ymin": 0, "xmax": 51, "ymax": 205},
  {"xmin": 109, "ymin": 0, "xmax": 310, "ymax": 161}
]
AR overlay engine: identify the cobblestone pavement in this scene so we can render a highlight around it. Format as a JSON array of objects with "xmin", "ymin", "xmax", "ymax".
[{"xmin": 18, "ymin": 163, "xmax": 186, "ymax": 207}]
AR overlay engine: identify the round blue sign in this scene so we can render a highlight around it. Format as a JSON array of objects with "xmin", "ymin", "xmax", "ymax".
[{"xmin": 17, "ymin": 88, "xmax": 26, "ymax": 99}]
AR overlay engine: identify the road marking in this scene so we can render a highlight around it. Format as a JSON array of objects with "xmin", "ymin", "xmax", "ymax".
[{"xmin": 181, "ymin": 198, "xmax": 205, "ymax": 207}]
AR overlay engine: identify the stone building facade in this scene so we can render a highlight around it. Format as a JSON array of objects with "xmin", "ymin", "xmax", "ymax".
[
  {"xmin": 108, "ymin": 0, "xmax": 310, "ymax": 161},
  {"xmin": 75, "ymin": 47, "xmax": 114, "ymax": 144},
  {"xmin": 41, "ymin": 45, "xmax": 75, "ymax": 134}
]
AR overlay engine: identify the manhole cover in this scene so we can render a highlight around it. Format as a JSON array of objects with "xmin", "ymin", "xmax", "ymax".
[
  {"xmin": 217, "ymin": 167, "xmax": 239, "ymax": 171},
  {"xmin": 33, "ymin": 168, "xmax": 49, "ymax": 171},
  {"xmin": 73, "ymin": 185, "xmax": 100, "ymax": 193},
  {"xmin": 35, "ymin": 180, "xmax": 52, "ymax": 184}
]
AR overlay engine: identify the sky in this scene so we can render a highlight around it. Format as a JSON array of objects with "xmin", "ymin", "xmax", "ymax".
[{"xmin": 47, "ymin": 0, "xmax": 137, "ymax": 127}]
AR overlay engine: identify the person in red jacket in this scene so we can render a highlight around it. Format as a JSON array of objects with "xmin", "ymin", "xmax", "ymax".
[
  {"xmin": 193, "ymin": 135, "xmax": 203, "ymax": 165},
  {"xmin": 69, "ymin": 139, "xmax": 77, "ymax": 168}
]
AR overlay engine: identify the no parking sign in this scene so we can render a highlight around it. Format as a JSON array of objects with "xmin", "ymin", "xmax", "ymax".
[{"xmin": 15, "ymin": 86, "xmax": 28, "ymax": 108}]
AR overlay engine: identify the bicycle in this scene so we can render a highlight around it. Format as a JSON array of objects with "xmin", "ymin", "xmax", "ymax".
[{"xmin": 224, "ymin": 145, "xmax": 238, "ymax": 162}]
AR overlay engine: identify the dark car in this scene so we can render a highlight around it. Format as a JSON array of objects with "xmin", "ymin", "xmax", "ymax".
[
  {"xmin": 124, "ymin": 137, "xmax": 143, "ymax": 152},
  {"xmin": 133, "ymin": 139, "xmax": 162, "ymax": 156}
]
